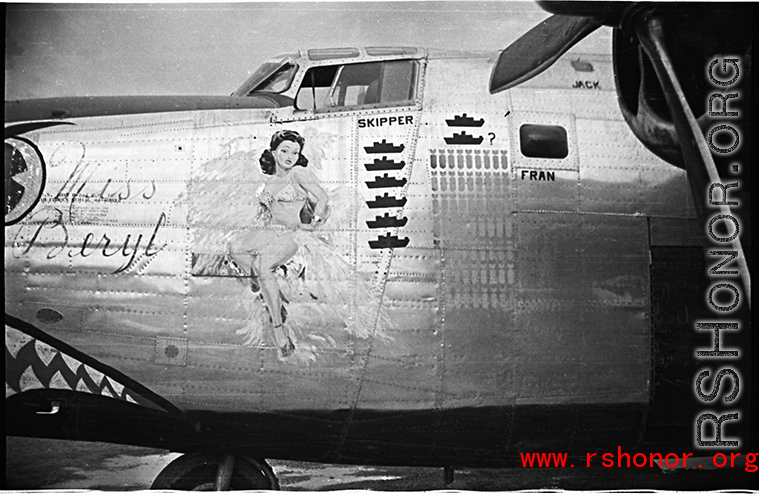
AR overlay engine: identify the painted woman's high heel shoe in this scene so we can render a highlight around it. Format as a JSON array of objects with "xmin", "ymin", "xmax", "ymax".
[
  {"xmin": 274, "ymin": 324, "xmax": 295, "ymax": 358},
  {"xmin": 280, "ymin": 337, "xmax": 295, "ymax": 358}
]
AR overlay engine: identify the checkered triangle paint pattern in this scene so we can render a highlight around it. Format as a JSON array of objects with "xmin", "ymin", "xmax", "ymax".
[{"xmin": 5, "ymin": 325, "xmax": 140, "ymax": 404}]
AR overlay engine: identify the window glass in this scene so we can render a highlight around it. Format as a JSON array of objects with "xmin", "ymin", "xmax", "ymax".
[
  {"xmin": 296, "ymin": 66, "xmax": 340, "ymax": 110},
  {"xmin": 252, "ymin": 63, "xmax": 298, "ymax": 94},
  {"xmin": 333, "ymin": 63, "xmax": 381, "ymax": 107},
  {"xmin": 233, "ymin": 53, "xmax": 298, "ymax": 96},
  {"xmin": 296, "ymin": 60, "xmax": 417, "ymax": 111},
  {"xmin": 519, "ymin": 124, "xmax": 569, "ymax": 159},
  {"xmin": 380, "ymin": 61, "xmax": 416, "ymax": 102},
  {"xmin": 307, "ymin": 47, "xmax": 361, "ymax": 60}
]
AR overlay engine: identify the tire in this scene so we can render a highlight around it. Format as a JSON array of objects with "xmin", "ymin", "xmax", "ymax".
[{"xmin": 151, "ymin": 453, "xmax": 276, "ymax": 490}]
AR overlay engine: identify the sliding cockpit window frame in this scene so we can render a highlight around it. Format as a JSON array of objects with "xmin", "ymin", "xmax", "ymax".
[{"xmin": 295, "ymin": 59, "xmax": 420, "ymax": 113}]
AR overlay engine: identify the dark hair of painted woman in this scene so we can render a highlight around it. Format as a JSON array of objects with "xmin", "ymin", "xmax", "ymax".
[{"xmin": 260, "ymin": 130, "xmax": 309, "ymax": 175}]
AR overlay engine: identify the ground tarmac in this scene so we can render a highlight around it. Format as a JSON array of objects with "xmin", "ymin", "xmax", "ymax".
[{"xmin": 5, "ymin": 436, "xmax": 754, "ymax": 490}]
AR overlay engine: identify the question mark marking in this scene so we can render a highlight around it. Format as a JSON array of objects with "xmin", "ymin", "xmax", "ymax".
[{"xmin": 488, "ymin": 132, "xmax": 496, "ymax": 145}]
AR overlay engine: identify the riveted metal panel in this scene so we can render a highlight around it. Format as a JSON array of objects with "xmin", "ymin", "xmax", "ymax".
[
  {"xmin": 649, "ymin": 217, "xmax": 704, "ymax": 246},
  {"xmin": 513, "ymin": 212, "xmax": 650, "ymax": 405},
  {"xmin": 190, "ymin": 109, "xmax": 274, "ymax": 163},
  {"xmin": 568, "ymin": 91, "xmax": 624, "ymax": 121},
  {"xmin": 180, "ymin": 342, "xmax": 357, "ymax": 411},
  {"xmin": 514, "ymin": 169, "xmax": 579, "ymax": 213},
  {"xmin": 639, "ymin": 161, "xmax": 692, "ymax": 218},
  {"xmin": 510, "ymin": 88, "xmax": 573, "ymax": 116},
  {"xmin": 577, "ymin": 118, "xmax": 691, "ymax": 217},
  {"xmin": 519, "ymin": 53, "xmax": 615, "ymax": 93},
  {"xmin": 155, "ymin": 336, "xmax": 188, "ymax": 366},
  {"xmin": 6, "ymin": 113, "xmax": 193, "ymax": 374}
]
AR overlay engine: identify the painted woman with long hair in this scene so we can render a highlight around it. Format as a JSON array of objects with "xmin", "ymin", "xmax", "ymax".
[
  {"xmin": 233, "ymin": 130, "xmax": 329, "ymax": 357},
  {"xmin": 189, "ymin": 129, "xmax": 393, "ymax": 361}
]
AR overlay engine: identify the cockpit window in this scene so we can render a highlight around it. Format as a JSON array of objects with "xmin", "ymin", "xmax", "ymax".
[
  {"xmin": 233, "ymin": 53, "xmax": 299, "ymax": 96},
  {"xmin": 250, "ymin": 63, "xmax": 297, "ymax": 94},
  {"xmin": 296, "ymin": 60, "xmax": 417, "ymax": 111}
]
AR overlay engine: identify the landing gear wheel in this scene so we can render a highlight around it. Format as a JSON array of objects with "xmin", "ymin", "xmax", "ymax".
[{"xmin": 151, "ymin": 453, "xmax": 279, "ymax": 490}]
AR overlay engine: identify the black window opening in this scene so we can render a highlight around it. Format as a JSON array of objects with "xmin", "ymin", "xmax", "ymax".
[
  {"xmin": 519, "ymin": 124, "xmax": 569, "ymax": 159},
  {"xmin": 296, "ymin": 60, "xmax": 417, "ymax": 111}
]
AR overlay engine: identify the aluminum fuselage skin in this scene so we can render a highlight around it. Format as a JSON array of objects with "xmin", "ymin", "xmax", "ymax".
[{"xmin": 5, "ymin": 47, "xmax": 705, "ymax": 466}]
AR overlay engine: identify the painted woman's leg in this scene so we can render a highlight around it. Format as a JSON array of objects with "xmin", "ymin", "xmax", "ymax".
[
  {"xmin": 226, "ymin": 252, "xmax": 256, "ymax": 289},
  {"xmin": 258, "ymin": 234, "xmax": 299, "ymax": 354}
]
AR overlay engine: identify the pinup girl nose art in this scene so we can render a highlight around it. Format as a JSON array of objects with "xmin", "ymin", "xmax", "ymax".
[{"xmin": 189, "ymin": 129, "xmax": 391, "ymax": 361}]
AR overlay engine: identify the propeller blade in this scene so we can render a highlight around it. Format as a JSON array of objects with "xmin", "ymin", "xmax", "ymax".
[
  {"xmin": 489, "ymin": 14, "xmax": 601, "ymax": 94},
  {"xmin": 634, "ymin": 13, "xmax": 751, "ymax": 304},
  {"xmin": 536, "ymin": 1, "xmax": 640, "ymax": 28}
]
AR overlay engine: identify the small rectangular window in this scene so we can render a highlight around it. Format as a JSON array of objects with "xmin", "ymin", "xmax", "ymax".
[
  {"xmin": 308, "ymin": 48, "xmax": 361, "ymax": 61},
  {"xmin": 520, "ymin": 124, "xmax": 568, "ymax": 159}
]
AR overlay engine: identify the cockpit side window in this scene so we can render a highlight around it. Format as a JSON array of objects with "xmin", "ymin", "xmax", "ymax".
[
  {"xmin": 295, "ymin": 66, "xmax": 341, "ymax": 110},
  {"xmin": 251, "ymin": 63, "xmax": 298, "ymax": 94},
  {"xmin": 296, "ymin": 60, "xmax": 417, "ymax": 112},
  {"xmin": 232, "ymin": 57, "xmax": 299, "ymax": 97}
]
